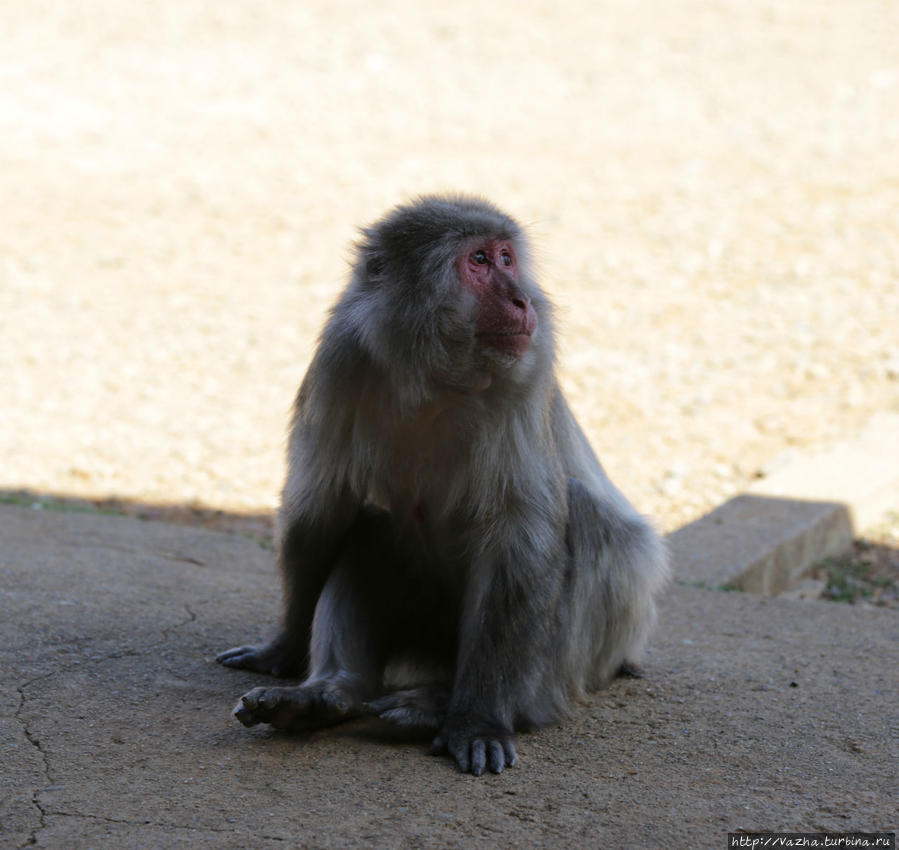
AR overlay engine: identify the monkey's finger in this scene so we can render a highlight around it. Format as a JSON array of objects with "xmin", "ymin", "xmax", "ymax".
[
  {"xmin": 255, "ymin": 690, "xmax": 284, "ymax": 711},
  {"xmin": 503, "ymin": 738, "xmax": 519, "ymax": 768},
  {"xmin": 373, "ymin": 706, "xmax": 438, "ymax": 728},
  {"xmin": 364, "ymin": 688, "xmax": 447, "ymax": 728},
  {"xmin": 238, "ymin": 687, "xmax": 268, "ymax": 709},
  {"xmin": 216, "ymin": 646, "xmax": 256, "ymax": 666},
  {"xmin": 486, "ymin": 740, "xmax": 506, "ymax": 774},
  {"xmin": 233, "ymin": 701, "xmax": 259, "ymax": 727},
  {"xmin": 321, "ymin": 689, "xmax": 350, "ymax": 715},
  {"xmin": 217, "ymin": 645, "xmax": 282, "ymax": 675},
  {"xmin": 469, "ymin": 740, "xmax": 487, "ymax": 776},
  {"xmin": 447, "ymin": 738, "xmax": 471, "ymax": 773},
  {"xmin": 362, "ymin": 696, "xmax": 394, "ymax": 714},
  {"xmin": 216, "ymin": 646, "xmax": 243, "ymax": 663},
  {"xmin": 429, "ymin": 734, "xmax": 447, "ymax": 756}
]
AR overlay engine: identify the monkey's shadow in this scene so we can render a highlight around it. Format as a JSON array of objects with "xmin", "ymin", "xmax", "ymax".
[{"xmin": 344, "ymin": 718, "xmax": 434, "ymax": 746}]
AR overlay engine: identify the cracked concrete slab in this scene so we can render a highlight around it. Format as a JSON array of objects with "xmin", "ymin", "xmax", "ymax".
[{"xmin": 1, "ymin": 504, "xmax": 896, "ymax": 848}]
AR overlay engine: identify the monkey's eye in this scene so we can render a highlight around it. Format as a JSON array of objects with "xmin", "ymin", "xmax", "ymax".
[
  {"xmin": 472, "ymin": 250, "xmax": 488, "ymax": 265},
  {"xmin": 501, "ymin": 251, "xmax": 513, "ymax": 267}
]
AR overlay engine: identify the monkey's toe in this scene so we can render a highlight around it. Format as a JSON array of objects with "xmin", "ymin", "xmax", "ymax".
[
  {"xmin": 363, "ymin": 686, "xmax": 448, "ymax": 729},
  {"xmin": 216, "ymin": 638, "xmax": 301, "ymax": 677},
  {"xmin": 233, "ymin": 698, "xmax": 262, "ymax": 727},
  {"xmin": 616, "ymin": 660, "xmax": 646, "ymax": 679}
]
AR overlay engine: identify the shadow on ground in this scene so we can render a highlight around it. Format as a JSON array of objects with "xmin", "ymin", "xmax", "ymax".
[{"xmin": 0, "ymin": 489, "xmax": 275, "ymax": 545}]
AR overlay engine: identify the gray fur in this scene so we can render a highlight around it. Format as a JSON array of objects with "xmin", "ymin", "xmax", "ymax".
[{"xmin": 217, "ymin": 195, "xmax": 670, "ymax": 775}]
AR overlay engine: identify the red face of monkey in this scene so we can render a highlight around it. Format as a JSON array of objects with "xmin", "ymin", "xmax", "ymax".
[{"xmin": 458, "ymin": 240, "xmax": 538, "ymax": 358}]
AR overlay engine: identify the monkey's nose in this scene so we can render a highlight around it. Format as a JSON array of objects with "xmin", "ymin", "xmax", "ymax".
[{"xmin": 509, "ymin": 292, "xmax": 531, "ymax": 312}]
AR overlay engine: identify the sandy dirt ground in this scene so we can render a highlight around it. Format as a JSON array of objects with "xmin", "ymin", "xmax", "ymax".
[{"xmin": 1, "ymin": 0, "xmax": 898, "ymax": 536}]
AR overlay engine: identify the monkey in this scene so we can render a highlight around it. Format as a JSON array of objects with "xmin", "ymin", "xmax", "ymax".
[{"xmin": 217, "ymin": 195, "xmax": 669, "ymax": 775}]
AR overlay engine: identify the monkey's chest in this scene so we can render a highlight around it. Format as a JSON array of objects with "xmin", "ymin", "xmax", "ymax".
[
  {"xmin": 367, "ymin": 446, "xmax": 457, "ymax": 517},
  {"xmin": 364, "ymin": 419, "xmax": 471, "ymax": 524}
]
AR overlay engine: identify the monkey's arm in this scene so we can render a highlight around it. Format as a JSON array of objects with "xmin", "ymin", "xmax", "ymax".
[{"xmin": 434, "ymin": 523, "xmax": 565, "ymax": 775}]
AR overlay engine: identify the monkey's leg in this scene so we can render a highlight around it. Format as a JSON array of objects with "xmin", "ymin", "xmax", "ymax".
[
  {"xmin": 559, "ymin": 477, "xmax": 669, "ymax": 692},
  {"xmin": 232, "ymin": 510, "xmax": 402, "ymax": 731},
  {"xmin": 434, "ymin": 483, "xmax": 667, "ymax": 775},
  {"xmin": 232, "ymin": 567, "xmax": 382, "ymax": 729},
  {"xmin": 217, "ymin": 492, "xmax": 358, "ymax": 678}
]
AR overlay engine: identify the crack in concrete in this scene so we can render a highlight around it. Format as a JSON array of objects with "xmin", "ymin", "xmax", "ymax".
[
  {"xmin": 158, "ymin": 604, "xmax": 199, "ymax": 644},
  {"xmin": 40, "ymin": 532, "xmax": 211, "ymax": 567},
  {"xmin": 155, "ymin": 552, "xmax": 209, "ymax": 566},
  {"xmin": 15, "ymin": 665, "xmax": 287, "ymax": 845},
  {"xmin": 9, "ymin": 603, "xmax": 210, "ymax": 847},
  {"xmin": 27, "ymin": 809, "xmax": 288, "ymax": 840},
  {"xmin": 10, "ymin": 604, "xmax": 203, "ymax": 845},
  {"xmin": 58, "ymin": 604, "xmax": 201, "ymax": 667},
  {"xmin": 15, "ymin": 675, "xmax": 54, "ymax": 849}
]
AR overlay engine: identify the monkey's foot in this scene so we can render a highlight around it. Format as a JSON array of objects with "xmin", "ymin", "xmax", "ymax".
[
  {"xmin": 216, "ymin": 634, "xmax": 302, "ymax": 678},
  {"xmin": 363, "ymin": 686, "xmax": 450, "ymax": 730},
  {"xmin": 431, "ymin": 713, "xmax": 518, "ymax": 776},
  {"xmin": 233, "ymin": 683, "xmax": 358, "ymax": 731},
  {"xmin": 616, "ymin": 660, "xmax": 646, "ymax": 679}
]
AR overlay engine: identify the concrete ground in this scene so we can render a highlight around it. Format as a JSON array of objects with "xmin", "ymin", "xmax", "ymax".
[{"xmin": 2, "ymin": 504, "xmax": 896, "ymax": 849}]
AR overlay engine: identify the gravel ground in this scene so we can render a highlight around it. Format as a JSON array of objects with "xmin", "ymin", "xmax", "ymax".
[{"xmin": 2, "ymin": 0, "xmax": 898, "ymax": 538}]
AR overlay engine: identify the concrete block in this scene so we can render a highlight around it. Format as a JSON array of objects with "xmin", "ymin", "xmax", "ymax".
[
  {"xmin": 666, "ymin": 493, "xmax": 853, "ymax": 594},
  {"xmin": 667, "ymin": 412, "xmax": 899, "ymax": 595}
]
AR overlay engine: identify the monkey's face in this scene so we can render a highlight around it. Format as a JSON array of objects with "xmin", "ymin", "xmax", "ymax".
[
  {"xmin": 350, "ymin": 196, "xmax": 550, "ymax": 402},
  {"xmin": 458, "ymin": 239, "xmax": 539, "ymax": 362}
]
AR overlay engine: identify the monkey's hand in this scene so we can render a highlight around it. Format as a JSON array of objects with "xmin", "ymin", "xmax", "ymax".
[
  {"xmin": 430, "ymin": 713, "xmax": 518, "ymax": 775},
  {"xmin": 215, "ymin": 633, "xmax": 303, "ymax": 678}
]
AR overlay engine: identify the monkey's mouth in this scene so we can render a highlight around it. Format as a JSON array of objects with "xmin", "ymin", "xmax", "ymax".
[{"xmin": 476, "ymin": 332, "xmax": 532, "ymax": 356}]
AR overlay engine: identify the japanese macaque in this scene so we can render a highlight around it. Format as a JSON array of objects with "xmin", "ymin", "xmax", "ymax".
[{"xmin": 217, "ymin": 195, "xmax": 668, "ymax": 775}]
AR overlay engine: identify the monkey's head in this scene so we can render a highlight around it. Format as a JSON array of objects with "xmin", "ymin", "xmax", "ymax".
[{"xmin": 348, "ymin": 195, "xmax": 552, "ymax": 405}]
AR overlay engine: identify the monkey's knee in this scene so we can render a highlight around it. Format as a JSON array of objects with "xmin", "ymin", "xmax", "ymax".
[
  {"xmin": 566, "ymin": 477, "xmax": 668, "ymax": 588},
  {"xmin": 565, "ymin": 478, "xmax": 668, "ymax": 685}
]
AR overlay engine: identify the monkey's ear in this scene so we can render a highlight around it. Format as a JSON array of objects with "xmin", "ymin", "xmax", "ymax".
[
  {"xmin": 357, "ymin": 228, "xmax": 387, "ymax": 281},
  {"xmin": 364, "ymin": 253, "xmax": 386, "ymax": 280}
]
